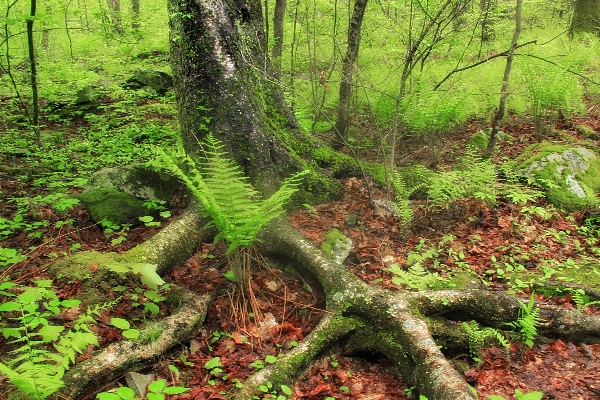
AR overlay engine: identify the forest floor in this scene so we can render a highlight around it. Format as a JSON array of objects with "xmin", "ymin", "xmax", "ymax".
[{"xmin": 2, "ymin": 100, "xmax": 600, "ymax": 400}]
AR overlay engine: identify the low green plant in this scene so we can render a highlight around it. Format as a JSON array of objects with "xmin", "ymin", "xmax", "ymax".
[
  {"xmin": 0, "ymin": 247, "xmax": 27, "ymax": 267},
  {"xmin": 390, "ymin": 167, "xmax": 428, "ymax": 236},
  {"xmin": 506, "ymin": 292, "xmax": 542, "ymax": 348},
  {"xmin": 0, "ymin": 280, "xmax": 111, "ymax": 399},
  {"xmin": 462, "ymin": 321, "xmax": 509, "ymax": 361},
  {"xmin": 570, "ymin": 289, "xmax": 600, "ymax": 312},
  {"xmin": 488, "ymin": 388, "xmax": 543, "ymax": 400},
  {"xmin": 95, "ymin": 378, "xmax": 189, "ymax": 400},
  {"xmin": 151, "ymin": 134, "xmax": 308, "ymax": 292},
  {"xmin": 385, "ymin": 263, "xmax": 449, "ymax": 291}
]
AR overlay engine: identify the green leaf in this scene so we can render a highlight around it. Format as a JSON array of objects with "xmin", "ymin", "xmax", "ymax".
[
  {"xmin": 110, "ymin": 317, "xmax": 130, "ymax": 330},
  {"xmin": 487, "ymin": 396, "xmax": 508, "ymax": 400},
  {"xmin": 280, "ymin": 385, "xmax": 292, "ymax": 395},
  {"xmin": 37, "ymin": 325, "xmax": 65, "ymax": 342},
  {"xmin": 265, "ymin": 355, "xmax": 278, "ymax": 363},
  {"xmin": 147, "ymin": 393, "xmax": 165, "ymax": 400},
  {"xmin": 205, "ymin": 357, "xmax": 222, "ymax": 369},
  {"xmin": 223, "ymin": 270, "xmax": 236, "ymax": 282},
  {"xmin": 250, "ymin": 360, "xmax": 264, "ymax": 369},
  {"xmin": 139, "ymin": 216, "xmax": 155, "ymax": 223},
  {"xmin": 163, "ymin": 386, "xmax": 190, "ymax": 394},
  {"xmin": 144, "ymin": 302, "xmax": 160, "ymax": 315},
  {"xmin": 168, "ymin": 364, "xmax": 179, "ymax": 375},
  {"xmin": 0, "ymin": 301, "xmax": 21, "ymax": 312},
  {"xmin": 340, "ymin": 386, "xmax": 349, "ymax": 393},
  {"xmin": 122, "ymin": 329, "xmax": 140, "ymax": 339},
  {"xmin": 148, "ymin": 379, "xmax": 166, "ymax": 392},
  {"xmin": 61, "ymin": 299, "xmax": 81, "ymax": 308},
  {"xmin": 96, "ymin": 393, "xmax": 122, "ymax": 400},
  {"xmin": 116, "ymin": 386, "xmax": 136, "ymax": 399}
]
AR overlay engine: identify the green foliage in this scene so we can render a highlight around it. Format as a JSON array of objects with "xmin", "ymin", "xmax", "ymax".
[
  {"xmin": 488, "ymin": 388, "xmax": 544, "ymax": 400},
  {"xmin": 506, "ymin": 292, "xmax": 543, "ymax": 348},
  {"xmin": 569, "ymin": 289, "xmax": 600, "ymax": 312},
  {"xmin": 0, "ymin": 280, "xmax": 112, "ymax": 399},
  {"xmin": 95, "ymin": 379, "xmax": 189, "ymax": 400},
  {"xmin": 151, "ymin": 134, "xmax": 308, "ymax": 255},
  {"xmin": 390, "ymin": 166, "xmax": 428, "ymax": 236},
  {"xmin": 427, "ymin": 151, "xmax": 498, "ymax": 208},
  {"xmin": 462, "ymin": 321, "xmax": 509, "ymax": 360}
]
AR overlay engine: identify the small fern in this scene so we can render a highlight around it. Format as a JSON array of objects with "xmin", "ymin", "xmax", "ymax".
[
  {"xmin": 390, "ymin": 167, "xmax": 428, "ymax": 236},
  {"xmin": 151, "ymin": 134, "xmax": 308, "ymax": 290},
  {"xmin": 507, "ymin": 292, "xmax": 543, "ymax": 348},
  {"xmin": 385, "ymin": 263, "xmax": 448, "ymax": 291},
  {"xmin": 152, "ymin": 135, "xmax": 308, "ymax": 255},
  {"xmin": 570, "ymin": 289, "xmax": 600, "ymax": 313},
  {"xmin": 0, "ymin": 280, "xmax": 110, "ymax": 399},
  {"xmin": 462, "ymin": 320, "xmax": 509, "ymax": 360}
]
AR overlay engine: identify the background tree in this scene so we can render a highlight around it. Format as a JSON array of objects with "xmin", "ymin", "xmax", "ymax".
[
  {"xmin": 333, "ymin": 0, "xmax": 368, "ymax": 149},
  {"xmin": 271, "ymin": 0, "xmax": 286, "ymax": 79},
  {"xmin": 571, "ymin": 0, "xmax": 600, "ymax": 36}
]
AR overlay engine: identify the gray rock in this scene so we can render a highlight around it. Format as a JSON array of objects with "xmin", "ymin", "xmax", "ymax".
[
  {"xmin": 514, "ymin": 144, "xmax": 600, "ymax": 211},
  {"xmin": 81, "ymin": 164, "xmax": 178, "ymax": 226},
  {"xmin": 125, "ymin": 69, "xmax": 173, "ymax": 94},
  {"xmin": 75, "ymin": 85, "xmax": 99, "ymax": 104}
]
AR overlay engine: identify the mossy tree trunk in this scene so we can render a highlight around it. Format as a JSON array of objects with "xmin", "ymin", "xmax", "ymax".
[{"xmin": 168, "ymin": 0, "xmax": 353, "ymax": 201}]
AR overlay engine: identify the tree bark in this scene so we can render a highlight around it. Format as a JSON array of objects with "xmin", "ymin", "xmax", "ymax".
[
  {"xmin": 105, "ymin": 0, "xmax": 124, "ymax": 35},
  {"xmin": 485, "ymin": 0, "xmax": 521, "ymax": 157},
  {"xmin": 570, "ymin": 0, "xmax": 600, "ymax": 36},
  {"xmin": 167, "ymin": 0, "xmax": 356, "ymax": 201},
  {"xmin": 333, "ymin": 0, "xmax": 368, "ymax": 150},
  {"xmin": 27, "ymin": 0, "xmax": 42, "ymax": 147},
  {"xmin": 271, "ymin": 0, "xmax": 286, "ymax": 80},
  {"xmin": 131, "ymin": 0, "xmax": 140, "ymax": 30}
]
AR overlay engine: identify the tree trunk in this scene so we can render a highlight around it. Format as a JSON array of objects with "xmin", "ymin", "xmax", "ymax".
[
  {"xmin": 131, "ymin": 0, "xmax": 140, "ymax": 30},
  {"xmin": 27, "ymin": 0, "xmax": 42, "ymax": 147},
  {"xmin": 485, "ymin": 0, "xmax": 521, "ymax": 157},
  {"xmin": 105, "ymin": 0, "xmax": 124, "ymax": 35},
  {"xmin": 571, "ymin": 0, "xmax": 600, "ymax": 36},
  {"xmin": 271, "ymin": 0, "xmax": 286, "ymax": 80},
  {"xmin": 333, "ymin": 0, "xmax": 368, "ymax": 150},
  {"xmin": 167, "ymin": 0, "xmax": 355, "ymax": 201}
]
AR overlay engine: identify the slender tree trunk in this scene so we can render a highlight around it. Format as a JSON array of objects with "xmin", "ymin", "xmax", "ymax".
[
  {"xmin": 27, "ymin": 0, "xmax": 42, "ymax": 147},
  {"xmin": 485, "ymin": 0, "xmax": 521, "ymax": 157},
  {"xmin": 333, "ymin": 0, "xmax": 368, "ymax": 149},
  {"xmin": 570, "ymin": 0, "xmax": 600, "ymax": 36},
  {"xmin": 105, "ymin": 0, "xmax": 124, "ymax": 35},
  {"xmin": 479, "ymin": 0, "xmax": 494, "ymax": 46},
  {"xmin": 131, "ymin": 0, "xmax": 140, "ymax": 30},
  {"xmin": 272, "ymin": 0, "xmax": 286, "ymax": 80}
]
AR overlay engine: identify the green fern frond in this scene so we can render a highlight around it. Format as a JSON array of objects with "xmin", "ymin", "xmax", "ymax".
[{"xmin": 152, "ymin": 134, "xmax": 308, "ymax": 254}]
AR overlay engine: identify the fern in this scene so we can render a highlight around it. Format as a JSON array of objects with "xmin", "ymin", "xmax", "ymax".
[
  {"xmin": 570, "ymin": 289, "xmax": 600, "ymax": 313},
  {"xmin": 390, "ymin": 167, "xmax": 428, "ymax": 236},
  {"xmin": 385, "ymin": 263, "xmax": 448, "ymax": 291},
  {"xmin": 507, "ymin": 292, "xmax": 543, "ymax": 348},
  {"xmin": 0, "ymin": 280, "xmax": 109, "ymax": 399},
  {"xmin": 152, "ymin": 135, "xmax": 308, "ymax": 255},
  {"xmin": 462, "ymin": 321, "xmax": 509, "ymax": 360}
]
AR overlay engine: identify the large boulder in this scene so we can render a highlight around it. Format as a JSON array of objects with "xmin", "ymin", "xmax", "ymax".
[
  {"xmin": 512, "ymin": 143, "xmax": 600, "ymax": 211},
  {"xmin": 123, "ymin": 69, "xmax": 173, "ymax": 94},
  {"xmin": 80, "ymin": 164, "xmax": 178, "ymax": 226}
]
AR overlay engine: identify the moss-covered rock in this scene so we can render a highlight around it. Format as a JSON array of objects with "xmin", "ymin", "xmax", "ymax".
[
  {"xmin": 80, "ymin": 164, "xmax": 178, "ymax": 225},
  {"xmin": 510, "ymin": 143, "xmax": 600, "ymax": 211},
  {"xmin": 467, "ymin": 128, "xmax": 510, "ymax": 151},
  {"xmin": 47, "ymin": 251, "xmax": 164, "ymax": 305},
  {"xmin": 320, "ymin": 228, "xmax": 353, "ymax": 265}
]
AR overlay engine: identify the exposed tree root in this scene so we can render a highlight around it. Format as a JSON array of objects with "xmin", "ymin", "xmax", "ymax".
[
  {"xmin": 60, "ymin": 287, "xmax": 213, "ymax": 399},
  {"xmin": 247, "ymin": 218, "xmax": 600, "ymax": 400},
  {"xmin": 55, "ymin": 210, "xmax": 600, "ymax": 399}
]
